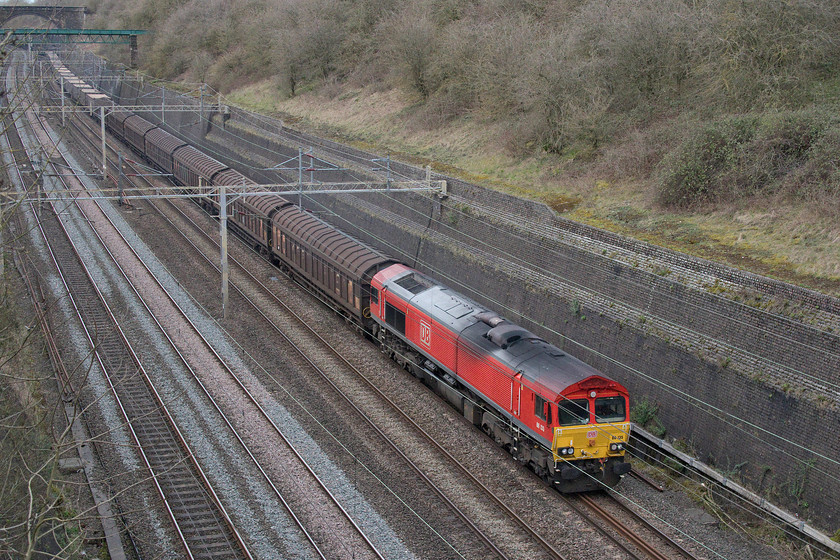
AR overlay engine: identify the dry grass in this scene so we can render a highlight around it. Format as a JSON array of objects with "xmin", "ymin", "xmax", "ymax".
[{"xmin": 232, "ymin": 82, "xmax": 840, "ymax": 296}]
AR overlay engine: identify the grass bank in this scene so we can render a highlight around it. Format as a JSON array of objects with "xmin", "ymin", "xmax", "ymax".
[{"xmin": 227, "ymin": 81, "xmax": 840, "ymax": 297}]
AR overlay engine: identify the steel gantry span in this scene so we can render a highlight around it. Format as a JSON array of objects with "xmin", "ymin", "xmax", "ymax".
[{"xmin": 1, "ymin": 29, "xmax": 147, "ymax": 66}]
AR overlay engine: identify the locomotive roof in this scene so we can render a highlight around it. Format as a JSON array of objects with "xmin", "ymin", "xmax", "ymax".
[{"xmin": 385, "ymin": 269, "xmax": 613, "ymax": 398}]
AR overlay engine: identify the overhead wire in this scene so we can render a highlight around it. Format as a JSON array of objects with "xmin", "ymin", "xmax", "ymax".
[
  {"xmin": 48, "ymin": 50, "xmax": 840, "ymax": 480},
  {"xmin": 44, "ymin": 47, "xmax": 840, "ymax": 556}
]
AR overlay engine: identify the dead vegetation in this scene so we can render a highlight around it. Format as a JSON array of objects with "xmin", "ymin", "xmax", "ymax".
[{"xmin": 87, "ymin": 0, "xmax": 840, "ymax": 292}]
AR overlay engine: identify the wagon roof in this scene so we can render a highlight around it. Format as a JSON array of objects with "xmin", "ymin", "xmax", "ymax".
[
  {"xmin": 108, "ymin": 110, "xmax": 134, "ymax": 124},
  {"xmin": 123, "ymin": 115, "xmax": 156, "ymax": 135},
  {"xmin": 272, "ymin": 204, "xmax": 392, "ymax": 280},
  {"xmin": 249, "ymin": 194, "xmax": 289, "ymax": 215},
  {"xmin": 213, "ymin": 170, "xmax": 287, "ymax": 213},
  {"xmin": 173, "ymin": 145, "xmax": 228, "ymax": 180},
  {"xmin": 212, "ymin": 168, "xmax": 254, "ymax": 187},
  {"xmin": 145, "ymin": 128, "xmax": 187, "ymax": 154}
]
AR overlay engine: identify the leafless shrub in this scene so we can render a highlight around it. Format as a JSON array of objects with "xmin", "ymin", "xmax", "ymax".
[
  {"xmin": 376, "ymin": 5, "xmax": 439, "ymax": 99},
  {"xmin": 696, "ymin": 0, "xmax": 840, "ymax": 108}
]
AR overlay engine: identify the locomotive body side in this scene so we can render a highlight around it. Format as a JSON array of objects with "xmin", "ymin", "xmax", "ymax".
[{"xmin": 371, "ymin": 265, "xmax": 631, "ymax": 491}]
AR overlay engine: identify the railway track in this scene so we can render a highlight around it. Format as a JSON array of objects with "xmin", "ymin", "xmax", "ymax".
[
  {"xmin": 567, "ymin": 492, "xmax": 701, "ymax": 560},
  {"xmin": 24, "ymin": 62, "xmax": 398, "ymax": 560},
  {"xmin": 60, "ymin": 89, "xmax": 570, "ymax": 559},
  {"xmin": 5, "ymin": 57, "xmax": 251, "ymax": 559},
  {"xmin": 48, "ymin": 57, "xmax": 716, "ymax": 560}
]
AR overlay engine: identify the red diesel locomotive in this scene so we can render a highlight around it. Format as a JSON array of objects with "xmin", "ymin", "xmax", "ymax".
[{"xmin": 370, "ymin": 264, "xmax": 631, "ymax": 492}]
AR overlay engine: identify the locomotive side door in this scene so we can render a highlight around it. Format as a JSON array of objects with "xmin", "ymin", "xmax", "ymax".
[
  {"xmin": 380, "ymin": 285, "xmax": 387, "ymax": 318},
  {"xmin": 511, "ymin": 372, "xmax": 522, "ymax": 416}
]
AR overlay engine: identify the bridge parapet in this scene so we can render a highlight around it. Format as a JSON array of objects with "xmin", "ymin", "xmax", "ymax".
[{"xmin": 0, "ymin": 6, "xmax": 87, "ymax": 29}]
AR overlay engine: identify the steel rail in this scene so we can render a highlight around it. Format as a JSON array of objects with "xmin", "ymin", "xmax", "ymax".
[
  {"xmin": 605, "ymin": 493, "xmax": 701, "ymax": 560},
  {"xmin": 63, "ymin": 92, "xmax": 389, "ymax": 560},
  {"xmin": 0, "ymin": 108, "xmax": 145, "ymax": 560},
  {"xmin": 578, "ymin": 494, "xmax": 670, "ymax": 560},
  {"xmin": 92, "ymin": 180, "xmax": 388, "ymax": 560},
  {"xmin": 10, "ymin": 63, "xmax": 251, "ymax": 560}
]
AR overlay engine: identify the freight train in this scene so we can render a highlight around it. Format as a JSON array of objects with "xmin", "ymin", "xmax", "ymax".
[{"xmin": 47, "ymin": 52, "xmax": 632, "ymax": 492}]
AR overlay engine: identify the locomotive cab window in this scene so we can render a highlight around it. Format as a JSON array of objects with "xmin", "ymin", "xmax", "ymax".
[
  {"xmin": 370, "ymin": 287, "xmax": 379, "ymax": 305},
  {"xmin": 385, "ymin": 302, "xmax": 406, "ymax": 335},
  {"xmin": 558, "ymin": 399, "xmax": 589, "ymax": 426},
  {"xmin": 534, "ymin": 395, "xmax": 552, "ymax": 424},
  {"xmin": 595, "ymin": 396, "xmax": 626, "ymax": 423}
]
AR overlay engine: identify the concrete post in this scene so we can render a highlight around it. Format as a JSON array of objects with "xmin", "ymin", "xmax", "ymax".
[
  {"xmin": 220, "ymin": 184, "xmax": 228, "ymax": 319},
  {"xmin": 100, "ymin": 106, "xmax": 106, "ymax": 179}
]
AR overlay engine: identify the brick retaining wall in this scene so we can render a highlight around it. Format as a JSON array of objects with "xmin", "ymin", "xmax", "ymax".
[{"xmin": 65, "ymin": 53, "xmax": 839, "ymax": 531}]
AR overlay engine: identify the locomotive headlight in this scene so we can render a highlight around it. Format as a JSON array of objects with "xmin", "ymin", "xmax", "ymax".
[
  {"xmin": 559, "ymin": 447, "xmax": 575, "ymax": 456},
  {"xmin": 610, "ymin": 443, "xmax": 625, "ymax": 452}
]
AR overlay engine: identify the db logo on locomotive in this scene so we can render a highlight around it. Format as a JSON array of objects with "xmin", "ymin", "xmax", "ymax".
[{"xmin": 420, "ymin": 320, "xmax": 432, "ymax": 348}]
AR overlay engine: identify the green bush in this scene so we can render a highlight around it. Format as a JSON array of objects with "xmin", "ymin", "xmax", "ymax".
[
  {"xmin": 631, "ymin": 397, "xmax": 666, "ymax": 436},
  {"xmin": 793, "ymin": 124, "xmax": 840, "ymax": 201},
  {"xmin": 723, "ymin": 110, "xmax": 828, "ymax": 199},
  {"xmin": 656, "ymin": 116, "xmax": 758, "ymax": 207},
  {"xmin": 658, "ymin": 109, "xmax": 840, "ymax": 210}
]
